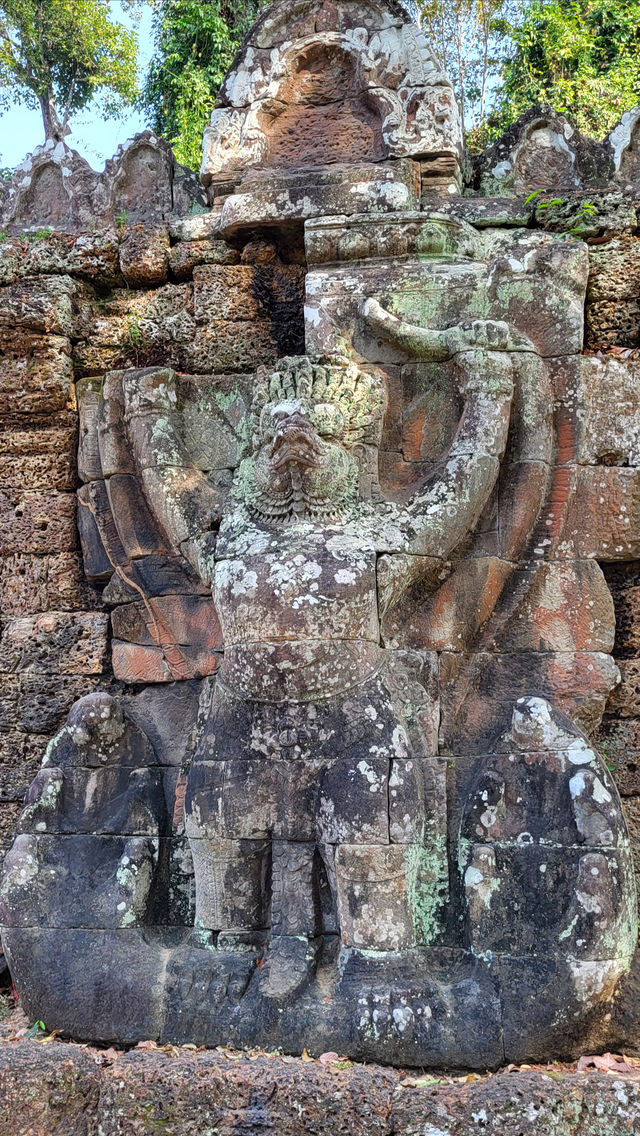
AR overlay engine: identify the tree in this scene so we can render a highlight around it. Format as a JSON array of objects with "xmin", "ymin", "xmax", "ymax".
[
  {"xmin": 0, "ymin": 0, "xmax": 139, "ymax": 143},
  {"xmin": 417, "ymin": 0, "xmax": 519, "ymax": 143},
  {"xmin": 491, "ymin": 0, "xmax": 640, "ymax": 138},
  {"xmin": 142, "ymin": 0, "xmax": 265, "ymax": 172}
]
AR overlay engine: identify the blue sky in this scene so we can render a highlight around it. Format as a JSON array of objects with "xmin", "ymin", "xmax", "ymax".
[{"xmin": 1, "ymin": 2, "xmax": 155, "ymax": 171}]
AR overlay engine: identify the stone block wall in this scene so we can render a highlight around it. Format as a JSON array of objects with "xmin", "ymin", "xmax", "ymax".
[
  {"xmin": 3, "ymin": 114, "xmax": 640, "ymax": 900},
  {"xmin": 0, "ymin": 140, "xmax": 308, "ymax": 863}
]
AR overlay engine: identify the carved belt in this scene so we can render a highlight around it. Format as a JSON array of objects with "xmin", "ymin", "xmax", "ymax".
[{"xmin": 219, "ymin": 640, "xmax": 384, "ymax": 703}]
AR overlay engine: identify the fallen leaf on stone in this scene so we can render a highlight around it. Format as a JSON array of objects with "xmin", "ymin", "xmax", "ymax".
[
  {"xmin": 215, "ymin": 1046, "xmax": 242, "ymax": 1059},
  {"xmin": 181, "ymin": 1044, "xmax": 197, "ymax": 1050},
  {"xmin": 301, "ymin": 1048, "xmax": 313, "ymax": 1061},
  {"xmin": 318, "ymin": 1052, "xmax": 340, "ymax": 1064},
  {"xmin": 399, "ymin": 1076, "xmax": 441, "ymax": 1088},
  {"xmin": 136, "ymin": 1039, "xmax": 160, "ymax": 1051},
  {"xmin": 93, "ymin": 1047, "xmax": 121, "ymax": 1066},
  {"xmin": 577, "ymin": 1052, "xmax": 640, "ymax": 1075}
]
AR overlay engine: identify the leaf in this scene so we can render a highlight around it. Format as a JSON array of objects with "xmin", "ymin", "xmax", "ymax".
[
  {"xmin": 301, "ymin": 1048, "xmax": 314, "ymax": 1062},
  {"xmin": 577, "ymin": 1052, "xmax": 640, "ymax": 1075},
  {"xmin": 400, "ymin": 1076, "xmax": 442, "ymax": 1087}
]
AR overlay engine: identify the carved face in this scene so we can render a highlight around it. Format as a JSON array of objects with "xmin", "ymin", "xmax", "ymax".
[
  {"xmin": 246, "ymin": 396, "xmax": 358, "ymax": 524},
  {"xmin": 234, "ymin": 354, "xmax": 386, "ymax": 525}
]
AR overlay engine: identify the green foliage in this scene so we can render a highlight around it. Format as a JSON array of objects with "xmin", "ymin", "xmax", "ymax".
[
  {"xmin": 142, "ymin": 0, "xmax": 265, "ymax": 172},
  {"xmin": 0, "ymin": 0, "xmax": 140, "ymax": 142},
  {"xmin": 418, "ymin": 0, "xmax": 520, "ymax": 143},
  {"xmin": 489, "ymin": 0, "xmax": 640, "ymax": 139}
]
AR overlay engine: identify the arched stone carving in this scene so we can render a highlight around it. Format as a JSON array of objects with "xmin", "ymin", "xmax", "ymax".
[
  {"xmin": 472, "ymin": 106, "xmax": 613, "ymax": 196},
  {"xmin": 202, "ymin": 0, "xmax": 462, "ymax": 186}
]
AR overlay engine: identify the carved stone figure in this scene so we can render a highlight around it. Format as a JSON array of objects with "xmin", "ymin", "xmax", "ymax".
[{"xmin": 0, "ymin": 0, "xmax": 637, "ymax": 1070}]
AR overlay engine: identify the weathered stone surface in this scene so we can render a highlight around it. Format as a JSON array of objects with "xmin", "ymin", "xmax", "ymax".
[
  {"xmin": 0, "ymin": 275, "xmax": 88, "ymax": 337},
  {"xmin": 7, "ymin": 1042, "xmax": 640, "ymax": 1136},
  {"xmin": 4, "ymin": 0, "xmax": 640, "ymax": 1075},
  {"xmin": 0, "ymin": 334, "xmax": 73, "ymax": 418},
  {"xmin": 168, "ymin": 238, "xmax": 239, "ymax": 281},
  {"xmin": 597, "ymin": 717, "xmax": 640, "ymax": 796},
  {"xmin": 472, "ymin": 105, "xmax": 612, "ymax": 195},
  {"xmin": 0, "ymin": 492, "xmax": 77, "ymax": 556},
  {"xmin": 204, "ymin": 0, "xmax": 462, "ymax": 187},
  {"xmin": 555, "ymin": 468, "xmax": 640, "ymax": 560},
  {"xmin": 0, "ymin": 613, "xmax": 108, "ymax": 676},
  {"xmin": 0, "ymin": 427, "xmax": 76, "ymax": 491},
  {"xmin": 534, "ymin": 192, "xmax": 636, "ymax": 238},
  {"xmin": 0, "ymin": 229, "xmax": 122, "ymax": 286},
  {"xmin": 586, "ymin": 236, "xmax": 640, "ymax": 348},
  {"xmin": 0, "ymin": 131, "xmax": 207, "ymax": 233},
  {"xmin": 119, "ymin": 224, "xmax": 170, "ymax": 288}
]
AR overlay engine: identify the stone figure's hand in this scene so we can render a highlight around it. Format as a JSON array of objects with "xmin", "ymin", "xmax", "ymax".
[{"xmin": 444, "ymin": 319, "xmax": 532, "ymax": 355}]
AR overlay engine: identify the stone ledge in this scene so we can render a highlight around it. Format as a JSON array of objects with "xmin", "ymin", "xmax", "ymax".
[{"xmin": 1, "ymin": 1040, "xmax": 640, "ymax": 1135}]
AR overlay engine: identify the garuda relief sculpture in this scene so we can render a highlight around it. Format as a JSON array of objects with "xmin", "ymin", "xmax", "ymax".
[{"xmin": 0, "ymin": 0, "xmax": 637, "ymax": 1070}]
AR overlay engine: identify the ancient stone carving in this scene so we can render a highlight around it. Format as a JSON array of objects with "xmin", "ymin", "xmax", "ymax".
[
  {"xmin": 203, "ymin": 0, "xmax": 460, "ymax": 185},
  {"xmin": 0, "ymin": 0, "xmax": 638, "ymax": 1071}
]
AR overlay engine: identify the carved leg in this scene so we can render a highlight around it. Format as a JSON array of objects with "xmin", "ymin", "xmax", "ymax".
[
  {"xmin": 189, "ymin": 837, "xmax": 269, "ymax": 935},
  {"xmin": 270, "ymin": 840, "xmax": 319, "ymax": 937},
  {"xmin": 334, "ymin": 844, "xmax": 441, "ymax": 951}
]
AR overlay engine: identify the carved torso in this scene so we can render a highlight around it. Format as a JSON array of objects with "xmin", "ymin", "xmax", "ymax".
[{"xmin": 214, "ymin": 515, "xmax": 382, "ymax": 700}]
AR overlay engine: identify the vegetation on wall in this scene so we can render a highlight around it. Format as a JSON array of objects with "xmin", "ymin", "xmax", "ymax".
[
  {"xmin": 141, "ymin": 0, "xmax": 265, "ymax": 172},
  {"xmin": 490, "ymin": 0, "xmax": 640, "ymax": 139},
  {"xmin": 0, "ymin": 0, "xmax": 139, "ymax": 142},
  {"xmin": 417, "ymin": 0, "xmax": 640, "ymax": 147}
]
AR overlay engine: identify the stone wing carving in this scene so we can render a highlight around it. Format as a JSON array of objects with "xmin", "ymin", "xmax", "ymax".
[{"xmin": 76, "ymin": 367, "xmax": 250, "ymax": 683}]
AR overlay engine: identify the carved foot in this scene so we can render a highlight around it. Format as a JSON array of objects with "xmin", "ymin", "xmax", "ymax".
[{"xmin": 259, "ymin": 934, "xmax": 318, "ymax": 1002}]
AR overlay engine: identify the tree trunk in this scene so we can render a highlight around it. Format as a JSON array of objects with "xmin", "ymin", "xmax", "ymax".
[{"xmin": 38, "ymin": 92, "xmax": 70, "ymax": 143}]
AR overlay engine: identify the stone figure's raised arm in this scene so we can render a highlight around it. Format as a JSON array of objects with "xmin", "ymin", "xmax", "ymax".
[
  {"xmin": 120, "ymin": 368, "xmax": 225, "ymax": 580},
  {"xmin": 363, "ymin": 301, "xmax": 528, "ymax": 559}
]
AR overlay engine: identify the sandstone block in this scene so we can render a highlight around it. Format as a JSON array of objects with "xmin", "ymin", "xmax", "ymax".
[
  {"xmin": 578, "ymin": 355, "xmax": 640, "ymax": 466},
  {"xmin": 0, "ymin": 275, "xmax": 84, "ymax": 336},
  {"xmin": 0, "ymin": 425, "xmax": 76, "ymax": 491},
  {"xmin": 0, "ymin": 552, "xmax": 100, "ymax": 617},
  {"xmin": 441, "ymin": 650, "xmax": 619, "ymax": 755},
  {"xmin": 16, "ymin": 673, "xmax": 98, "ymax": 735},
  {"xmin": 603, "ymin": 562, "xmax": 640, "ymax": 657},
  {"xmin": 586, "ymin": 298, "xmax": 640, "ymax": 349},
  {"xmin": 0, "ymin": 491, "xmax": 77, "ymax": 555},
  {"xmin": 193, "ymin": 263, "xmax": 305, "ymax": 326},
  {"xmin": 179, "ymin": 321, "xmax": 282, "ymax": 374},
  {"xmin": 0, "ymin": 733, "xmax": 41, "ymax": 802},
  {"xmin": 500, "ymin": 560, "xmax": 615, "ymax": 653},
  {"xmin": 111, "ymin": 594, "xmax": 222, "ymax": 650},
  {"xmin": 596, "ymin": 716, "xmax": 640, "ymax": 796},
  {"xmin": 0, "ymin": 229, "xmax": 121, "ymax": 285},
  {"xmin": 587, "ymin": 236, "xmax": 640, "ymax": 302},
  {"xmin": 0, "ymin": 612, "xmax": 109, "ymax": 676},
  {"xmin": 169, "ymin": 239, "xmax": 240, "ymax": 281},
  {"xmin": 119, "ymin": 225, "xmax": 170, "ymax": 288},
  {"xmin": 111, "ymin": 641, "xmax": 220, "ymax": 683},
  {"xmin": 555, "ymin": 467, "xmax": 640, "ymax": 560},
  {"xmin": 105, "ymin": 474, "xmax": 169, "ymax": 559},
  {"xmin": 0, "ymin": 333, "xmax": 73, "ymax": 418},
  {"xmin": 76, "ymin": 378, "xmax": 103, "ymax": 482},
  {"xmin": 607, "ymin": 660, "xmax": 640, "ymax": 717}
]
